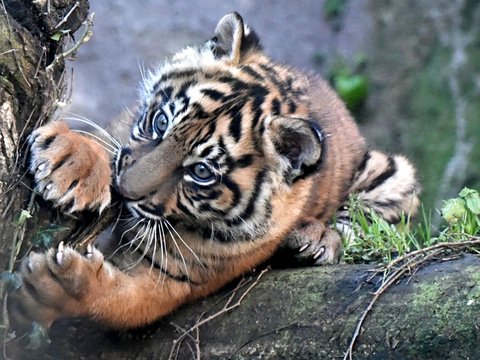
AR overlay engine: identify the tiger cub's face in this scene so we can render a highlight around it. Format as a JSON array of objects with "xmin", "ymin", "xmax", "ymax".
[{"xmin": 114, "ymin": 13, "xmax": 324, "ymax": 241}]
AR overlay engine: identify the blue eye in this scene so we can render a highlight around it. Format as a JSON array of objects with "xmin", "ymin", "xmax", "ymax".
[
  {"xmin": 189, "ymin": 163, "xmax": 215, "ymax": 183},
  {"xmin": 152, "ymin": 110, "xmax": 169, "ymax": 136}
]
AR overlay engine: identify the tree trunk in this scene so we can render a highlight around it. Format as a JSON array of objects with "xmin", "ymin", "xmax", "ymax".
[
  {"xmin": 8, "ymin": 254, "xmax": 480, "ymax": 360},
  {"xmin": 0, "ymin": 0, "xmax": 90, "ymax": 268},
  {"xmin": 0, "ymin": 0, "xmax": 90, "ymax": 353}
]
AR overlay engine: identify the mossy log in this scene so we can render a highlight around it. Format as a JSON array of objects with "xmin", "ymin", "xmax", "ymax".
[{"xmin": 9, "ymin": 254, "xmax": 479, "ymax": 360}]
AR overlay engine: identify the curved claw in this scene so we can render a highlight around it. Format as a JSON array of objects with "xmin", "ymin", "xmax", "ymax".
[
  {"xmin": 56, "ymin": 241, "xmax": 65, "ymax": 266},
  {"xmin": 86, "ymin": 244, "xmax": 93, "ymax": 259},
  {"xmin": 313, "ymin": 246, "xmax": 326, "ymax": 260}
]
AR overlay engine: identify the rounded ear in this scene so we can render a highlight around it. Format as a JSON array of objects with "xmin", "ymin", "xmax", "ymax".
[
  {"xmin": 268, "ymin": 117, "xmax": 325, "ymax": 182},
  {"xmin": 211, "ymin": 12, "xmax": 261, "ymax": 65}
]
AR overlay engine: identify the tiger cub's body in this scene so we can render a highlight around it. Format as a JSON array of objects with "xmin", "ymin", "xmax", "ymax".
[{"xmin": 10, "ymin": 13, "xmax": 419, "ymax": 330}]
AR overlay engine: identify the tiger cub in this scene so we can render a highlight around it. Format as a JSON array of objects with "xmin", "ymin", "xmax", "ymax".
[{"xmin": 9, "ymin": 13, "xmax": 419, "ymax": 330}]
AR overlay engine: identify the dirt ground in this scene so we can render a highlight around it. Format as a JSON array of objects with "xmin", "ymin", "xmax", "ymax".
[{"xmin": 66, "ymin": 0, "xmax": 372, "ymax": 125}]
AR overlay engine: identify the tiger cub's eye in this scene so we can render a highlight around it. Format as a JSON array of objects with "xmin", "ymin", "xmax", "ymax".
[
  {"xmin": 152, "ymin": 110, "xmax": 169, "ymax": 136},
  {"xmin": 190, "ymin": 163, "xmax": 214, "ymax": 183}
]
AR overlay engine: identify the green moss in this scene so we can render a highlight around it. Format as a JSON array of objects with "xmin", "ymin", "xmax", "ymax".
[{"xmin": 407, "ymin": 273, "xmax": 480, "ymax": 357}]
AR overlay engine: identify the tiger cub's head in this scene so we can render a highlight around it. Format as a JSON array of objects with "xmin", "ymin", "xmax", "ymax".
[{"xmin": 114, "ymin": 13, "xmax": 324, "ymax": 241}]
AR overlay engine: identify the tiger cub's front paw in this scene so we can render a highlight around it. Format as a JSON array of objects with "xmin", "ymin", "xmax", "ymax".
[
  {"xmin": 284, "ymin": 222, "xmax": 342, "ymax": 265},
  {"xmin": 29, "ymin": 121, "xmax": 112, "ymax": 212},
  {"xmin": 8, "ymin": 243, "xmax": 105, "ymax": 330}
]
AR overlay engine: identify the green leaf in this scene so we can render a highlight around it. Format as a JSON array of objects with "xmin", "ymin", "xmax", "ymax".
[
  {"xmin": 459, "ymin": 188, "xmax": 480, "ymax": 215},
  {"xmin": 324, "ymin": 0, "xmax": 346, "ymax": 19},
  {"xmin": 25, "ymin": 322, "xmax": 51, "ymax": 350},
  {"xmin": 31, "ymin": 224, "xmax": 70, "ymax": 248},
  {"xmin": 14, "ymin": 209, "xmax": 32, "ymax": 227},
  {"xmin": 334, "ymin": 74, "xmax": 368, "ymax": 109},
  {"xmin": 50, "ymin": 32, "xmax": 63, "ymax": 41},
  {"xmin": 441, "ymin": 198, "xmax": 467, "ymax": 224}
]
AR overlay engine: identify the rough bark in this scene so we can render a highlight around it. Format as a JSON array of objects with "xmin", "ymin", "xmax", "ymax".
[
  {"xmin": 0, "ymin": 0, "xmax": 89, "ymax": 354},
  {"xmin": 0, "ymin": 0, "xmax": 90, "ymax": 269},
  {"xmin": 7, "ymin": 254, "xmax": 479, "ymax": 360}
]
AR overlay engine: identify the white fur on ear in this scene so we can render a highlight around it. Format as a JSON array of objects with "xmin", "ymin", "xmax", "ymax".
[{"xmin": 214, "ymin": 12, "xmax": 245, "ymax": 65}]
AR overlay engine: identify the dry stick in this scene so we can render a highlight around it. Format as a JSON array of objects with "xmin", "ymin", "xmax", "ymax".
[
  {"xmin": 0, "ymin": 49, "xmax": 16, "ymax": 56},
  {"xmin": 46, "ymin": 12, "xmax": 95, "ymax": 72},
  {"xmin": 168, "ymin": 268, "xmax": 269, "ymax": 360},
  {"xmin": 168, "ymin": 277, "xmax": 250, "ymax": 360},
  {"xmin": 343, "ymin": 248, "xmax": 443, "ymax": 360},
  {"xmin": 228, "ymin": 321, "xmax": 299, "ymax": 359},
  {"xmin": 54, "ymin": 1, "xmax": 79, "ymax": 29},
  {"xmin": 377, "ymin": 237, "xmax": 480, "ymax": 271}
]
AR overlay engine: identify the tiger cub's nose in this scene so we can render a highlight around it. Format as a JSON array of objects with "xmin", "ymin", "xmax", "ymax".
[{"xmin": 117, "ymin": 147, "xmax": 135, "ymax": 174}]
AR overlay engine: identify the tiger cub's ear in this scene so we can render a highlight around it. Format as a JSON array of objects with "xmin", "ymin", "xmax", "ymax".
[
  {"xmin": 211, "ymin": 12, "xmax": 261, "ymax": 65},
  {"xmin": 268, "ymin": 118, "xmax": 325, "ymax": 182}
]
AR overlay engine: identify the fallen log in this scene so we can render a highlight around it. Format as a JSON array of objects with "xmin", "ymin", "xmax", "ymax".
[{"xmin": 11, "ymin": 253, "xmax": 480, "ymax": 360}]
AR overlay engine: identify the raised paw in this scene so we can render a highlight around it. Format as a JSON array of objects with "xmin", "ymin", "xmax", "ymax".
[
  {"xmin": 29, "ymin": 121, "xmax": 112, "ymax": 212},
  {"xmin": 8, "ymin": 242, "xmax": 105, "ymax": 330},
  {"xmin": 282, "ymin": 221, "xmax": 342, "ymax": 265}
]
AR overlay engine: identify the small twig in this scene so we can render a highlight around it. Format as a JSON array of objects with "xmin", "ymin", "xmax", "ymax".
[
  {"xmin": 34, "ymin": 47, "xmax": 46, "ymax": 79},
  {"xmin": 228, "ymin": 321, "xmax": 298, "ymax": 359},
  {"xmin": 0, "ymin": 49, "xmax": 17, "ymax": 56},
  {"xmin": 168, "ymin": 268, "xmax": 269, "ymax": 360},
  {"xmin": 54, "ymin": 1, "xmax": 79, "ymax": 29},
  {"xmin": 378, "ymin": 237, "xmax": 480, "ymax": 271},
  {"xmin": 46, "ymin": 13, "xmax": 95, "ymax": 72}
]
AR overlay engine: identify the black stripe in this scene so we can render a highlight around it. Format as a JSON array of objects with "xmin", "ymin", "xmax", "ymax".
[
  {"xmin": 51, "ymin": 154, "xmax": 71, "ymax": 172},
  {"xmin": 222, "ymin": 175, "xmax": 242, "ymax": 206},
  {"xmin": 67, "ymin": 179, "xmax": 79, "ymax": 192},
  {"xmin": 191, "ymin": 189, "xmax": 221, "ymax": 201},
  {"xmin": 157, "ymin": 69, "xmax": 197, "ymax": 85},
  {"xmin": 39, "ymin": 135, "xmax": 56, "ymax": 150},
  {"xmin": 365, "ymin": 156, "xmax": 397, "ymax": 192},
  {"xmin": 202, "ymin": 88, "xmax": 225, "ymax": 101},
  {"xmin": 176, "ymin": 196, "xmax": 194, "ymax": 217},
  {"xmin": 235, "ymin": 154, "xmax": 254, "ymax": 168},
  {"xmin": 373, "ymin": 199, "xmax": 400, "ymax": 208},
  {"xmin": 199, "ymin": 145, "xmax": 214, "ymax": 158},
  {"xmin": 357, "ymin": 151, "xmax": 371, "ymax": 174},
  {"xmin": 175, "ymin": 81, "xmax": 194, "ymax": 100},
  {"xmin": 226, "ymin": 169, "xmax": 267, "ymax": 226},
  {"xmin": 241, "ymin": 65, "xmax": 265, "ymax": 80},
  {"xmin": 258, "ymin": 63, "xmax": 287, "ymax": 99},
  {"xmin": 271, "ymin": 98, "xmax": 281, "ymax": 115},
  {"xmin": 161, "ymin": 86, "xmax": 173, "ymax": 101},
  {"xmin": 288, "ymin": 100, "xmax": 297, "ymax": 114},
  {"xmin": 190, "ymin": 103, "xmax": 210, "ymax": 120},
  {"xmin": 198, "ymin": 202, "xmax": 227, "ymax": 216},
  {"xmin": 229, "ymin": 111, "xmax": 242, "ymax": 142}
]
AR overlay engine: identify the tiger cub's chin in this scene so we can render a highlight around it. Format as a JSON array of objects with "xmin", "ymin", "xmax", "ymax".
[{"xmin": 9, "ymin": 12, "xmax": 419, "ymax": 331}]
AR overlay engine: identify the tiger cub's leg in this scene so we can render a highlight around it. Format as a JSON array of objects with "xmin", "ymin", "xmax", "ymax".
[
  {"xmin": 8, "ymin": 243, "xmax": 190, "ymax": 330},
  {"xmin": 279, "ymin": 219, "xmax": 342, "ymax": 266},
  {"xmin": 280, "ymin": 150, "xmax": 420, "ymax": 266},
  {"xmin": 29, "ymin": 121, "xmax": 112, "ymax": 212},
  {"xmin": 335, "ymin": 150, "xmax": 420, "ymax": 238}
]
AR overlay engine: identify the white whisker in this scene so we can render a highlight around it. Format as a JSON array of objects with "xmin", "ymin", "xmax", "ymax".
[
  {"xmin": 65, "ymin": 113, "xmax": 123, "ymax": 148},
  {"xmin": 70, "ymin": 129, "xmax": 116, "ymax": 154},
  {"xmin": 164, "ymin": 219, "xmax": 205, "ymax": 269},
  {"xmin": 164, "ymin": 220, "xmax": 190, "ymax": 281}
]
